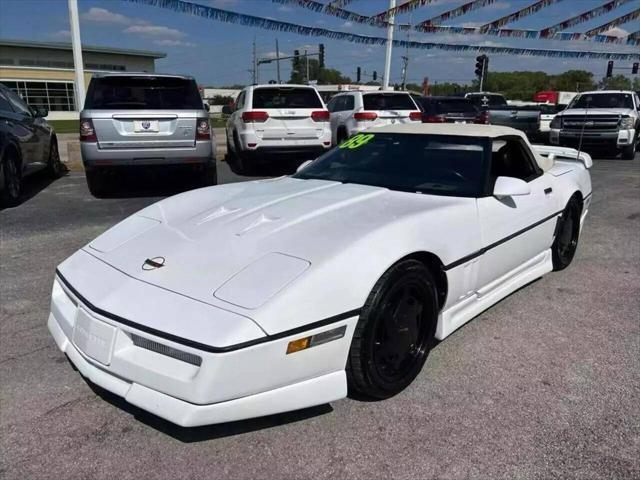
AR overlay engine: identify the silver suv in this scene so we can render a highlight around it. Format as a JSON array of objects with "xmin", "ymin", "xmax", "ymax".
[{"xmin": 80, "ymin": 73, "xmax": 216, "ymax": 195}]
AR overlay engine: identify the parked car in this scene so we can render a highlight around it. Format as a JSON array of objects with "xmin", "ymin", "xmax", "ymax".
[
  {"xmin": 327, "ymin": 90, "xmax": 421, "ymax": 144},
  {"xmin": 465, "ymin": 92, "xmax": 541, "ymax": 139},
  {"xmin": 80, "ymin": 73, "xmax": 216, "ymax": 196},
  {"xmin": 48, "ymin": 123, "xmax": 592, "ymax": 427},
  {"xmin": 223, "ymin": 84, "xmax": 331, "ymax": 175},
  {"xmin": 0, "ymin": 83, "xmax": 63, "ymax": 207},
  {"xmin": 549, "ymin": 90, "xmax": 639, "ymax": 160},
  {"xmin": 415, "ymin": 96, "xmax": 483, "ymax": 124}
]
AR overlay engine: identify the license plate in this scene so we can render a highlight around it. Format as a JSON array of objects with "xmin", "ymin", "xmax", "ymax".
[
  {"xmin": 455, "ymin": 121, "xmax": 467, "ymax": 124},
  {"xmin": 134, "ymin": 120, "xmax": 159, "ymax": 133},
  {"xmin": 72, "ymin": 309, "xmax": 116, "ymax": 365}
]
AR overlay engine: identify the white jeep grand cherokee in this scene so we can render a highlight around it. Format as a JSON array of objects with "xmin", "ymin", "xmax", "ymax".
[{"xmin": 224, "ymin": 85, "xmax": 331, "ymax": 174}]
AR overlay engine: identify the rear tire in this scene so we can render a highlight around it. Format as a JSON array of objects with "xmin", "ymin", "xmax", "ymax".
[
  {"xmin": 552, "ymin": 197, "xmax": 582, "ymax": 271},
  {"xmin": 85, "ymin": 168, "xmax": 107, "ymax": 198},
  {"xmin": 226, "ymin": 134, "xmax": 247, "ymax": 175},
  {"xmin": 45, "ymin": 138, "xmax": 64, "ymax": 178},
  {"xmin": 1, "ymin": 149, "xmax": 22, "ymax": 207},
  {"xmin": 347, "ymin": 259, "xmax": 438, "ymax": 399},
  {"xmin": 621, "ymin": 141, "xmax": 636, "ymax": 160},
  {"xmin": 195, "ymin": 162, "xmax": 217, "ymax": 187}
]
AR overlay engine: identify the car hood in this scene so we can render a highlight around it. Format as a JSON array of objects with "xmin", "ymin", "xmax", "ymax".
[
  {"xmin": 559, "ymin": 108, "xmax": 635, "ymax": 116},
  {"xmin": 83, "ymin": 177, "xmax": 467, "ymax": 312}
]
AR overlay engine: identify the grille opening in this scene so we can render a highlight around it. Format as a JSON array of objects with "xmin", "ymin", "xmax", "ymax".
[{"xmin": 130, "ymin": 333, "xmax": 202, "ymax": 366}]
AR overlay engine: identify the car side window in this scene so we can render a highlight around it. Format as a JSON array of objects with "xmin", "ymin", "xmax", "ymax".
[
  {"xmin": 490, "ymin": 138, "xmax": 541, "ymax": 183},
  {"xmin": 343, "ymin": 95, "xmax": 354, "ymax": 111},
  {"xmin": 235, "ymin": 91, "xmax": 245, "ymax": 110},
  {"xmin": 4, "ymin": 88, "xmax": 32, "ymax": 116},
  {"xmin": 0, "ymin": 91, "xmax": 14, "ymax": 113},
  {"xmin": 327, "ymin": 96, "xmax": 338, "ymax": 112},
  {"xmin": 330, "ymin": 96, "xmax": 344, "ymax": 112}
]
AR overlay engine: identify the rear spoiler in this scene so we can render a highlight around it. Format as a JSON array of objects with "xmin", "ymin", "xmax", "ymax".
[{"xmin": 532, "ymin": 145, "xmax": 593, "ymax": 169}]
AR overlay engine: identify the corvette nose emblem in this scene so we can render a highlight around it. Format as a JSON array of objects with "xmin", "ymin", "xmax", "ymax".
[{"xmin": 142, "ymin": 257, "xmax": 165, "ymax": 270}]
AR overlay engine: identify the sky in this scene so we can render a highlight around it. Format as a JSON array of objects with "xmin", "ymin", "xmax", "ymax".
[{"xmin": 0, "ymin": 0, "xmax": 638, "ymax": 86}]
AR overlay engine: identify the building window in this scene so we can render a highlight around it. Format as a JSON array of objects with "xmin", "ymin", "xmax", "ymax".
[{"xmin": 1, "ymin": 80, "xmax": 76, "ymax": 111}]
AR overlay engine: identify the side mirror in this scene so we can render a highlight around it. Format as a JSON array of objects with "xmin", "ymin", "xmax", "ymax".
[
  {"xmin": 296, "ymin": 160, "xmax": 313, "ymax": 172},
  {"xmin": 203, "ymin": 103, "xmax": 210, "ymax": 112},
  {"xmin": 221, "ymin": 105, "xmax": 233, "ymax": 115},
  {"xmin": 493, "ymin": 176, "xmax": 531, "ymax": 198},
  {"xmin": 34, "ymin": 106, "xmax": 48, "ymax": 118}
]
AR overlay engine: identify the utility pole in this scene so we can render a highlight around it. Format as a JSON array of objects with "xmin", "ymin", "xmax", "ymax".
[
  {"xmin": 252, "ymin": 37, "xmax": 258, "ymax": 84},
  {"xmin": 400, "ymin": 14, "xmax": 410, "ymax": 90},
  {"xmin": 305, "ymin": 49, "xmax": 309, "ymax": 84},
  {"xmin": 275, "ymin": 38, "xmax": 281, "ymax": 84},
  {"xmin": 382, "ymin": 0, "xmax": 396, "ymax": 91},
  {"xmin": 68, "ymin": 0, "xmax": 85, "ymax": 110}
]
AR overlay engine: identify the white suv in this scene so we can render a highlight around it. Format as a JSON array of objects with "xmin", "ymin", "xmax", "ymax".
[
  {"xmin": 327, "ymin": 91, "xmax": 422, "ymax": 144},
  {"xmin": 224, "ymin": 84, "xmax": 331, "ymax": 174}
]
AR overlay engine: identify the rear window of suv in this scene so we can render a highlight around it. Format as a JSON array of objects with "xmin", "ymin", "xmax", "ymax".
[
  {"xmin": 251, "ymin": 87, "xmax": 322, "ymax": 108},
  {"xmin": 363, "ymin": 93, "xmax": 416, "ymax": 111},
  {"xmin": 85, "ymin": 76, "xmax": 203, "ymax": 110}
]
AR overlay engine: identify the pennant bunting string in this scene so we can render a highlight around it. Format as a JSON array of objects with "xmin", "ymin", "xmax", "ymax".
[
  {"xmin": 540, "ymin": 0, "xmax": 632, "ymax": 37},
  {"xmin": 480, "ymin": 0, "xmax": 563, "ymax": 31},
  {"xmin": 418, "ymin": 0, "xmax": 497, "ymax": 27},
  {"xmin": 585, "ymin": 8, "xmax": 640, "ymax": 36},
  {"xmin": 121, "ymin": 0, "xmax": 640, "ymax": 60}
]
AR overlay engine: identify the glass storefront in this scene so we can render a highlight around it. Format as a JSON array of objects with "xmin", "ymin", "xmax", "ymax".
[{"xmin": 0, "ymin": 80, "xmax": 76, "ymax": 111}]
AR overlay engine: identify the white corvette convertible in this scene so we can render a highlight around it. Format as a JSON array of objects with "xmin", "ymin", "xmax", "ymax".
[{"xmin": 48, "ymin": 124, "xmax": 592, "ymax": 427}]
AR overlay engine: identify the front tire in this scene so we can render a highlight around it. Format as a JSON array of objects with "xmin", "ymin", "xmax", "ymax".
[
  {"xmin": 552, "ymin": 197, "xmax": 582, "ymax": 271},
  {"xmin": 621, "ymin": 142, "xmax": 636, "ymax": 160},
  {"xmin": 347, "ymin": 259, "xmax": 438, "ymax": 399}
]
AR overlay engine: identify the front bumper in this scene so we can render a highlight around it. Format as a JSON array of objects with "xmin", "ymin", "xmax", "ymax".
[
  {"xmin": 81, "ymin": 139, "xmax": 216, "ymax": 167},
  {"xmin": 48, "ymin": 269, "xmax": 355, "ymax": 426},
  {"xmin": 549, "ymin": 128, "xmax": 635, "ymax": 149}
]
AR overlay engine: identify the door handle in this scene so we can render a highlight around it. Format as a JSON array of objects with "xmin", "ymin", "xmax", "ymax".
[{"xmin": 544, "ymin": 187, "xmax": 553, "ymax": 194}]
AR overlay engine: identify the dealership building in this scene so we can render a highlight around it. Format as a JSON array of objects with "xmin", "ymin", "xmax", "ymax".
[{"xmin": 0, "ymin": 39, "xmax": 165, "ymax": 119}]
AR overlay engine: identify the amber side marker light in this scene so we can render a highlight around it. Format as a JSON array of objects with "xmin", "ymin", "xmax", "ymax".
[{"xmin": 286, "ymin": 326, "xmax": 347, "ymax": 355}]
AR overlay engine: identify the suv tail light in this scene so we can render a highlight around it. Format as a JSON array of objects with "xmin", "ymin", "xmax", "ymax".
[
  {"xmin": 79, "ymin": 119, "xmax": 97, "ymax": 142},
  {"xmin": 423, "ymin": 115, "xmax": 446, "ymax": 123},
  {"xmin": 242, "ymin": 111, "xmax": 269, "ymax": 123},
  {"xmin": 196, "ymin": 118, "xmax": 211, "ymax": 140},
  {"xmin": 354, "ymin": 111, "xmax": 378, "ymax": 121},
  {"xmin": 476, "ymin": 110, "xmax": 490, "ymax": 124},
  {"xmin": 311, "ymin": 110, "xmax": 330, "ymax": 122},
  {"xmin": 409, "ymin": 111, "xmax": 422, "ymax": 121}
]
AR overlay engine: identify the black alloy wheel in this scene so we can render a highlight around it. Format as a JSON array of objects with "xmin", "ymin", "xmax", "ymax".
[
  {"xmin": 1, "ymin": 150, "xmax": 21, "ymax": 207},
  {"xmin": 347, "ymin": 259, "xmax": 438, "ymax": 399},
  {"xmin": 552, "ymin": 197, "xmax": 581, "ymax": 271}
]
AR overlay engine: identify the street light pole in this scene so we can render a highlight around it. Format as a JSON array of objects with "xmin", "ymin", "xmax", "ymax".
[
  {"xmin": 382, "ymin": 0, "xmax": 395, "ymax": 91},
  {"xmin": 68, "ymin": 0, "xmax": 85, "ymax": 111}
]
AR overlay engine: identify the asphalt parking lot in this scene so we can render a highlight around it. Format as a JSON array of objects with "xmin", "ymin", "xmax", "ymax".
[{"xmin": 1, "ymin": 153, "xmax": 639, "ymax": 479}]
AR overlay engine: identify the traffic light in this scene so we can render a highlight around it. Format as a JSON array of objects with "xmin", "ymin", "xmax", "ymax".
[
  {"xmin": 475, "ymin": 55, "xmax": 487, "ymax": 78},
  {"xmin": 357, "ymin": 66, "xmax": 361, "ymax": 82},
  {"xmin": 633, "ymin": 62, "xmax": 639, "ymax": 75},
  {"xmin": 606, "ymin": 60, "xmax": 614, "ymax": 78},
  {"xmin": 319, "ymin": 43, "xmax": 325, "ymax": 68},
  {"xmin": 373, "ymin": 71, "xmax": 377, "ymax": 81}
]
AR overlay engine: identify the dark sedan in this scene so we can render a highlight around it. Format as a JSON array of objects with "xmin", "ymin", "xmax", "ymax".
[{"xmin": 0, "ymin": 83, "xmax": 63, "ymax": 207}]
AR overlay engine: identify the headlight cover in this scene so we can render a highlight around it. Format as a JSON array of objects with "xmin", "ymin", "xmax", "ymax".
[
  {"xmin": 549, "ymin": 116, "xmax": 562, "ymax": 129},
  {"xmin": 619, "ymin": 116, "xmax": 634, "ymax": 129}
]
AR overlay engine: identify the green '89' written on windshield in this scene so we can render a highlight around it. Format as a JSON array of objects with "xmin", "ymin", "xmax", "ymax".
[{"xmin": 339, "ymin": 133, "xmax": 375, "ymax": 149}]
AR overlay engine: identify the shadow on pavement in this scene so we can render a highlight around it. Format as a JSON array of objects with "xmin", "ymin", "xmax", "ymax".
[
  {"xmin": 0, "ymin": 169, "xmax": 69, "ymax": 211},
  {"xmin": 85, "ymin": 378, "xmax": 332, "ymax": 441}
]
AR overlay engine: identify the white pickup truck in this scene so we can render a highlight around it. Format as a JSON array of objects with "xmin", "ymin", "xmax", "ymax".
[{"xmin": 549, "ymin": 90, "xmax": 639, "ymax": 160}]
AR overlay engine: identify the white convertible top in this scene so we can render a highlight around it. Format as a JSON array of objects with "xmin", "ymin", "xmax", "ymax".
[{"xmin": 368, "ymin": 123, "xmax": 554, "ymax": 171}]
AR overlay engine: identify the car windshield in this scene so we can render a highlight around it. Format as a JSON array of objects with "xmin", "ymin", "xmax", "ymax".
[
  {"xmin": 568, "ymin": 93, "xmax": 634, "ymax": 109},
  {"xmin": 363, "ymin": 93, "xmax": 416, "ymax": 111},
  {"xmin": 252, "ymin": 87, "xmax": 322, "ymax": 108},
  {"xmin": 84, "ymin": 76, "xmax": 203, "ymax": 110},
  {"xmin": 293, "ymin": 133, "xmax": 487, "ymax": 197}
]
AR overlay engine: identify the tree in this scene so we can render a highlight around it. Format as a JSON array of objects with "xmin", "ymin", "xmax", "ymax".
[
  {"xmin": 598, "ymin": 74, "xmax": 632, "ymax": 90},
  {"xmin": 550, "ymin": 70, "xmax": 596, "ymax": 92}
]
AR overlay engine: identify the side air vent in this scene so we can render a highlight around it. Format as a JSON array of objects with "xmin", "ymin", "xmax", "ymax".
[{"xmin": 130, "ymin": 333, "xmax": 202, "ymax": 366}]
